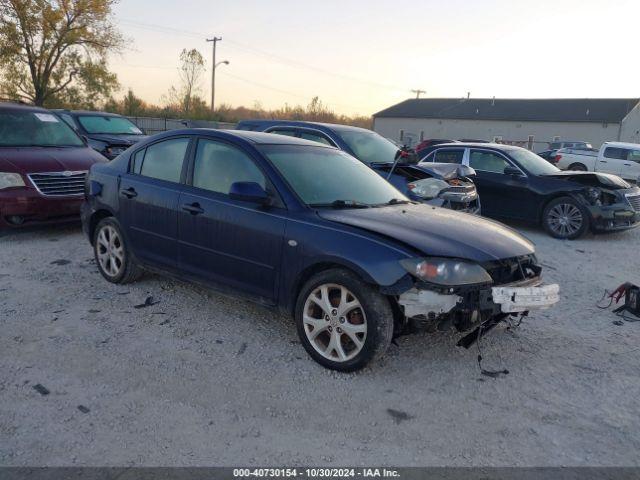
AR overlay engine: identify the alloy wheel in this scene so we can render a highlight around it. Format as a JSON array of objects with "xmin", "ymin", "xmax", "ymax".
[
  {"xmin": 302, "ymin": 284, "xmax": 367, "ymax": 362},
  {"xmin": 96, "ymin": 225, "xmax": 124, "ymax": 277},
  {"xmin": 547, "ymin": 203, "xmax": 583, "ymax": 237}
]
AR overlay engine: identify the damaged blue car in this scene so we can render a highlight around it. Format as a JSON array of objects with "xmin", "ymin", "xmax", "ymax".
[{"xmin": 81, "ymin": 129, "xmax": 558, "ymax": 371}]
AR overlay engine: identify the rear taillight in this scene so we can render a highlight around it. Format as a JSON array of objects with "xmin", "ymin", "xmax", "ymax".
[{"xmin": 553, "ymin": 154, "xmax": 562, "ymax": 163}]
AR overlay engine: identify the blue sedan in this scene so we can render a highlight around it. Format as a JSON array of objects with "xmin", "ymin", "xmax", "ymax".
[{"xmin": 81, "ymin": 129, "xmax": 558, "ymax": 371}]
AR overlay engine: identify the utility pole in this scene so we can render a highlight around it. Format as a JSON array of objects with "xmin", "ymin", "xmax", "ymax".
[
  {"xmin": 206, "ymin": 36, "xmax": 222, "ymax": 112},
  {"xmin": 411, "ymin": 89, "xmax": 426, "ymax": 99}
]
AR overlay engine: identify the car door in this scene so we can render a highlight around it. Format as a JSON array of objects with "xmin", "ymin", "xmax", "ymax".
[
  {"xmin": 467, "ymin": 149, "xmax": 532, "ymax": 219},
  {"xmin": 177, "ymin": 137, "xmax": 287, "ymax": 303},
  {"xmin": 599, "ymin": 147, "xmax": 627, "ymax": 176},
  {"xmin": 619, "ymin": 148, "xmax": 640, "ymax": 181},
  {"xmin": 118, "ymin": 137, "xmax": 191, "ymax": 270}
]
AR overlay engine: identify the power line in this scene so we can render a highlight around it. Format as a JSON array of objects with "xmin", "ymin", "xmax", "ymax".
[{"xmin": 118, "ymin": 19, "xmax": 410, "ymax": 93}]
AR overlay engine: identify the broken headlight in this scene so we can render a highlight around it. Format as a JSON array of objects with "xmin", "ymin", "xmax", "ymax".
[
  {"xmin": 585, "ymin": 187, "xmax": 617, "ymax": 206},
  {"xmin": 407, "ymin": 178, "xmax": 449, "ymax": 200},
  {"xmin": 400, "ymin": 257, "xmax": 492, "ymax": 286}
]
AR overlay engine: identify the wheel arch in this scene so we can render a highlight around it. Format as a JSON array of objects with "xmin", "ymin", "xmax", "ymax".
[
  {"xmin": 287, "ymin": 260, "xmax": 380, "ymax": 317},
  {"xmin": 88, "ymin": 208, "xmax": 115, "ymax": 245}
]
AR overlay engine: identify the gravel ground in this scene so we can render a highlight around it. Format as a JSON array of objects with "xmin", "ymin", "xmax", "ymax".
[{"xmin": 1, "ymin": 221, "xmax": 639, "ymax": 467}]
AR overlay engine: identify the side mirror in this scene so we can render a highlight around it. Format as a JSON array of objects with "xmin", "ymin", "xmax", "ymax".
[
  {"xmin": 457, "ymin": 165, "xmax": 476, "ymax": 177},
  {"xmin": 229, "ymin": 182, "xmax": 270, "ymax": 205},
  {"xmin": 504, "ymin": 165, "xmax": 523, "ymax": 176}
]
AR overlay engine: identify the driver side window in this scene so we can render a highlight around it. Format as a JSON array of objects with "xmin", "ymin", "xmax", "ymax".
[
  {"xmin": 470, "ymin": 150, "xmax": 510, "ymax": 174},
  {"xmin": 192, "ymin": 139, "xmax": 266, "ymax": 195}
]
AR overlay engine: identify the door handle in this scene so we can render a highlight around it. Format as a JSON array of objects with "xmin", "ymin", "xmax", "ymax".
[
  {"xmin": 623, "ymin": 163, "xmax": 632, "ymax": 166},
  {"xmin": 120, "ymin": 187, "xmax": 137, "ymax": 198},
  {"xmin": 182, "ymin": 202, "xmax": 204, "ymax": 215},
  {"xmin": 599, "ymin": 160, "xmax": 607, "ymax": 163}
]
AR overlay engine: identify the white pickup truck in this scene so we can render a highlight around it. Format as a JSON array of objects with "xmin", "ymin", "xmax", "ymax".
[{"xmin": 555, "ymin": 141, "xmax": 640, "ymax": 182}]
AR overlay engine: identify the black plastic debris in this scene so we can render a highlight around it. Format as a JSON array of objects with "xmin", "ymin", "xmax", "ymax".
[
  {"xmin": 33, "ymin": 384, "xmax": 50, "ymax": 396},
  {"xmin": 88, "ymin": 309, "xmax": 101, "ymax": 313},
  {"xmin": 77, "ymin": 405, "xmax": 90, "ymax": 414},
  {"xmin": 613, "ymin": 320, "xmax": 624, "ymax": 326},
  {"xmin": 134, "ymin": 296, "xmax": 159, "ymax": 309},
  {"xmin": 386, "ymin": 408, "xmax": 413, "ymax": 424},
  {"xmin": 237, "ymin": 343, "xmax": 247, "ymax": 355},
  {"xmin": 50, "ymin": 259, "xmax": 71, "ymax": 266}
]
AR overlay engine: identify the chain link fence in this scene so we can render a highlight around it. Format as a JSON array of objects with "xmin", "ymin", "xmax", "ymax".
[{"xmin": 126, "ymin": 116, "xmax": 236, "ymax": 135}]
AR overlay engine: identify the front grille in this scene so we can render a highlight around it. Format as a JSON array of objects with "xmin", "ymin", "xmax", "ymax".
[
  {"xmin": 626, "ymin": 194, "xmax": 640, "ymax": 212},
  {"xmin": 28, "ymin": 171, "xmax": 87, "ymax": 197}
]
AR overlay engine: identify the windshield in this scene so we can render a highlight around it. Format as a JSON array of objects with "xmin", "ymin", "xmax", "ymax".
[
  {"xmin": 508, "ymin": 148, "xmax": 561, "ymax": 175},
  {"xmin": 0, "ymin": 110, "xmax": 84, "ymax": 147},
  {"xmin": 337, "ymin": 129, "xmax": 399, "ymax": 165},
  {"xmin": 261, "ymin": 145, "xmax": 408, "ymax": 207},
  {"xmin": 77, "ymin": 115, "xmax": 143, "ymax": 135}
]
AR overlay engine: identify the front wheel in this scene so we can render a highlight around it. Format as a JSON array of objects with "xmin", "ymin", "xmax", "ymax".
[
  {"xmin": 295, "ymin": 269, "xmax": 394, "ymax": 372},
  {"xmin": 542, "ymin": 196, "xmax": 590, "ymax": 239}
]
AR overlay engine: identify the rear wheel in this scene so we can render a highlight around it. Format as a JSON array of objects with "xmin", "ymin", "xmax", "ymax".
[
  {"xmin": 568, "ymin": 163, "xmax": 587, "ymax": 172},
  {"xmin": 542, "ymin": 196, "xmax": 590, "ymax": 239},
  {"xmin": 93, "ymin": 217, "xmax": 143, "ymax": 284},
  {"xmin": 295, "ymin": 269, "xmax": 393, "ymax": 372}
]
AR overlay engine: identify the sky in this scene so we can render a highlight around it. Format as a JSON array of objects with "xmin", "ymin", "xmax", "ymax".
[{"xmin": 111, "ymin": 0, "xmax": 640, "ymax": 116}]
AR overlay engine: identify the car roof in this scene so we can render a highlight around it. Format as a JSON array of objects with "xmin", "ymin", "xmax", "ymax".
[
  {"xmin": 0, "ymin": 102, "xmax": 51, "ymax": 113},
  {"xmin": 163, "ymin": 128, "xmax": 338, "ymax": 147},
  {"xmin": 52, "ymin": 109, "xmax": 124, "ymax": 117},
  {"xmin": 237, "ymin": 119, "xmax": 371, "ymax": 134},
  {"xmin": 602, "ymin": 141, "xmax": 640, "ymax": 149}
]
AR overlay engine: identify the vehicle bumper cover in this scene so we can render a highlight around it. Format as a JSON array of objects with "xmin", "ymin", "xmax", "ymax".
[
  {"xmin": 589, "ymin": 204, "xmax": 640, "ymax": 232},
  {"xmin": 0, "ymin": 188, "xmax": 83, "ymax": 227}
]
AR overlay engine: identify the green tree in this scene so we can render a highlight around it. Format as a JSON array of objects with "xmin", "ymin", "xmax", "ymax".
[{"xmin": 0, "ymin": 0, "xmax": 124, "ymax": 106}]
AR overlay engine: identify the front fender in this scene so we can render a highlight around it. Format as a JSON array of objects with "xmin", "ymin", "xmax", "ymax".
[{"xmin": 278, "ymin": 215, "xmax": 416, "ymax": 310}]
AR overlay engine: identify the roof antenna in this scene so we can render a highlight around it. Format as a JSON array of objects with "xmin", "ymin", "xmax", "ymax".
[
  {"xmin": 467, "ymin": 92, "xmax": 470, "ymax": 100},
  {"xmin": 492, "ymin": 96, "xmax": 495, "ymax": 106}
]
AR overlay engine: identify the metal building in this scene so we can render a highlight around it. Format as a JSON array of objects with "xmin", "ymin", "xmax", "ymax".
[{"xmin": 372, "ymin": 98, "xmax": 640, "ymax": 151}]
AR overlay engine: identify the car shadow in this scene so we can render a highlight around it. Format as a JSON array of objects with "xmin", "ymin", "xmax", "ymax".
[{"xmin": 0, "ymin": 221, "xmax": 82, "ymax": 240}]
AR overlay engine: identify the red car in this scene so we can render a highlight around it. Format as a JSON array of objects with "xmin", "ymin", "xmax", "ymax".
[{"xmin": 0, "ymin": 103, "xmax": 107, "ymax": 228}]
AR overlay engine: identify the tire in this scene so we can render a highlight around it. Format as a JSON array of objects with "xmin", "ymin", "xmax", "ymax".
[
  {"xmin": 542, "ymin": 196, "xmax": 590, "ymax": 240},
  {"xmin": 294, "ymin": 268, "xmax": 394, "ymax": 372},
  {"xmin": 568, "ymin": 163, "xmax": 587, "ymax": 172},
  {"xmin": 93, "ymin": 217, "xmax": 143, "ymax": 284}
]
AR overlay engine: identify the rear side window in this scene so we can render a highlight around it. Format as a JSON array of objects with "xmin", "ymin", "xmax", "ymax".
[
  {"xmin": 470, "ymin": 150, "xmax": 510, "ymax": 173},
  {"xmin": 629, "ymin": 150, "xmax": 640, "ymax": 163},
  {"xmin": 192, "ymin": 139, "xmax": 265, "ymax": 195},
  {"xmin": 433, "ymin": 149, "xmax": 464, "ymax": 164},
  {"xmin": 604, "ymin": 147, "xmax": 629, "ymax": 160},
  {"xmin": 269, "ymin": 128, "xmax": 297, "ymax": 138},
  {"xmin": 299, "ymin": 131, "xmax": 333, "ymax": 146},
  {"xmin": 138, "ymin": 138, "xmax": 190, "ymax": 183}
]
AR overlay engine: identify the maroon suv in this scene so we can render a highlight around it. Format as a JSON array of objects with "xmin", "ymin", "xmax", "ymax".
[{"xmin": 0, "ymin": 103, "xmax": 106, "ymax": 228}]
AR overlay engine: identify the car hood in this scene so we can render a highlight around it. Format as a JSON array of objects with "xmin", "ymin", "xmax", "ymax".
[
  {"xmin": 317, "ymin": 203, "xmax": 535, "ymax": 262},
  {"xmin": 0, "ymin": 147, "xmax": 106, "ymax": 173},
  {"xmin": 543, "ymin": 171, "xmax": 631, "ymax": 189},
  {"xmin": 87, "ymin": 133, "xmax": 148, "ymax": 146}
]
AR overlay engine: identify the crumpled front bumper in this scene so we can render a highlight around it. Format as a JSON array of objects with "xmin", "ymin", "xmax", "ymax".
[{"xmin": 398, "ymin": 278, "xmax": 560, "ymax": 326}]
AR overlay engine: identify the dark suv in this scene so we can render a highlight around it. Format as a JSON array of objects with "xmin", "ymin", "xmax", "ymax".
[
  {"xmin": 0, "ymin": 103, "xmax": 106, "ymax": 228},
  {"xmin": 54, "ymin": 110, "xmax": 147, "ymax": 160}
]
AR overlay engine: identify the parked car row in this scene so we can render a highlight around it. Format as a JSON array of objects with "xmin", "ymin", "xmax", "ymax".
[{"xmin": 0, "ymin": 103, "xmax": 147, "ymax": 228}]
